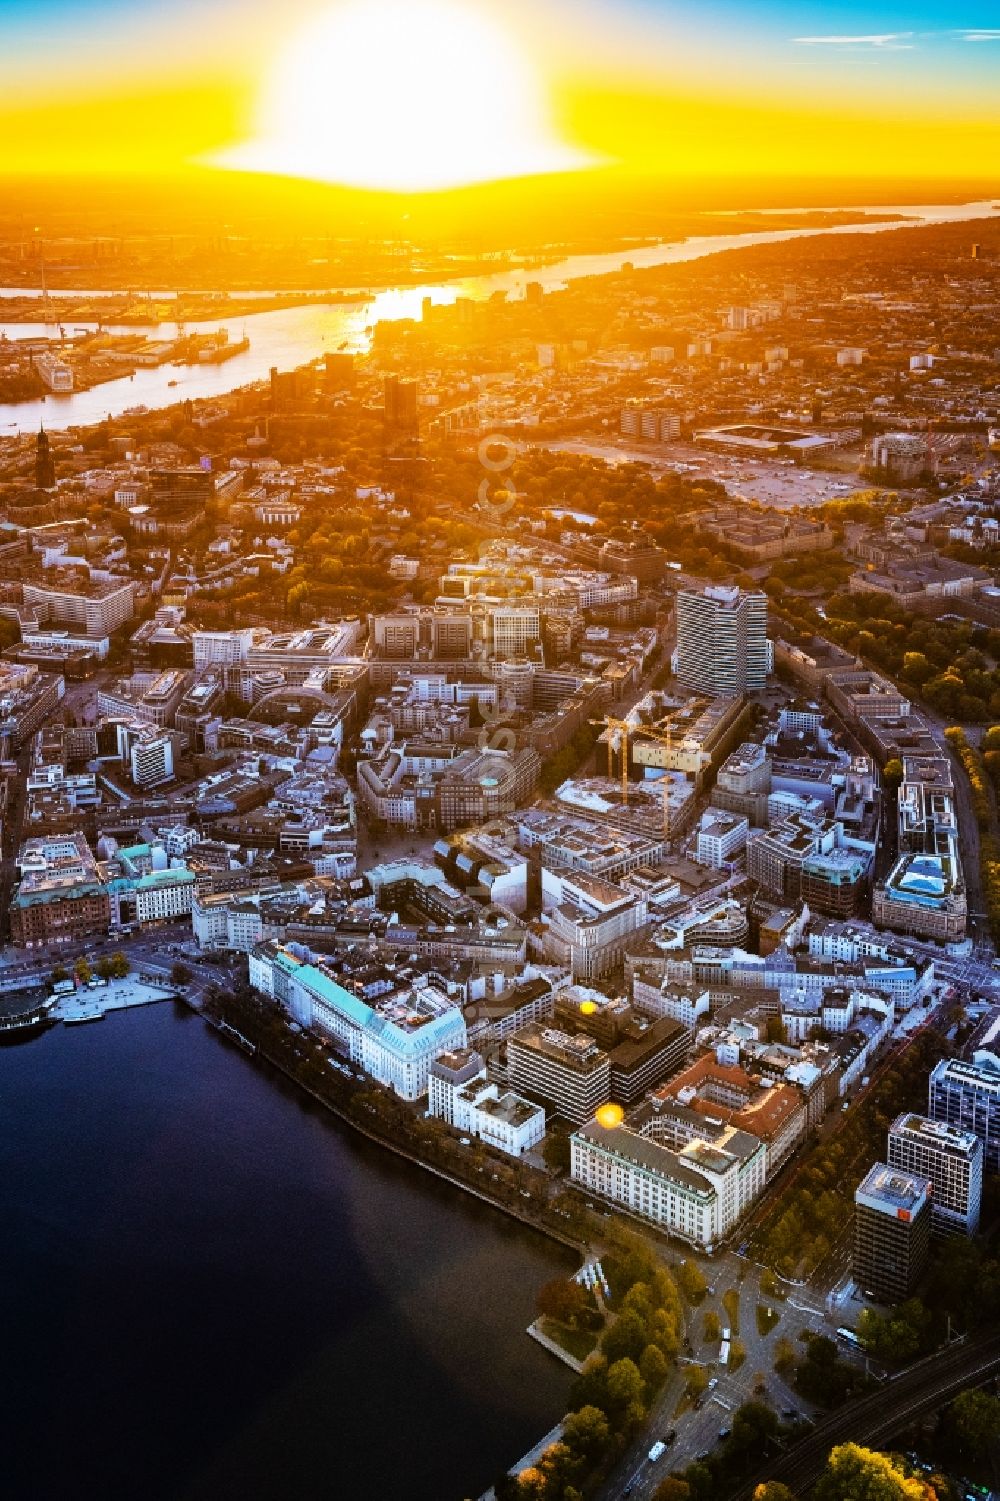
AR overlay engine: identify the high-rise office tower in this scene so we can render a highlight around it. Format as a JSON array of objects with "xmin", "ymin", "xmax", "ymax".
[
  {"xmin": 853, "ymin": 1162, "xmax": 932, "ymax": 1303},
  {"xmin": 384, "ymin": 375, "xmax": 419, "ymax": 433},
  {"xmin": 929, "ymin": 1056, "xmax": 1000, "ymax": 1172},
  {"xmin": 887, "ymin": 1111, "xmax": 983, "ymax": 1236},
  {"xmin": 675, "ymin": 586, "xmax": 768, "ymax": 696}
]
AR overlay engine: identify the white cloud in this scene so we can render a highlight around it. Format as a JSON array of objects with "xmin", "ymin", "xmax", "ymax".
[
  {"xmin": 792, "ymin": 32, "xmax": 914, "ymax": 49},
  {"xmin": 958, "ymin": 29, "xmax": 1000, "ymax": 40}
]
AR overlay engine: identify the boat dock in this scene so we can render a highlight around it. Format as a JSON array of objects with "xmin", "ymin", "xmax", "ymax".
[{"xmin": 50, "ymin": 977, "xmax": 176, "ymax": 1024}]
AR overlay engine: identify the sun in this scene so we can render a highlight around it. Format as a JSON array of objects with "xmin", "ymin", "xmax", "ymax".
[{"xmin": 215, "ymin": 0, "xmax": 592, "ymax": 192}]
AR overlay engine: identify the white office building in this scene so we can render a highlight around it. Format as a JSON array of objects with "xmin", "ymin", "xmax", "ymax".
[
  {"xmin": 428, "ymin": 1048, "xmax": 546, "ymax": 1157},
  {"xmin": 570, "ymin": 1118, "xmax": 766, "ymax": 1251},
  {"xmin": 675, "ymin": 585, "xmax": 768, "ymax": 696},
  {"xmin": 249, "ymin": 944, "xmax": 467, "ymax": 1100},
  {"xmin": 696, "ymin": 810, "xmax": 749, "ymax": 869},
  {"xmin": 887, "ymin": 1111, "xmax": 983, "ymax": 1236}
]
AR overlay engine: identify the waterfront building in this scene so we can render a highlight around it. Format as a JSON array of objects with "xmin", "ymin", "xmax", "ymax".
[
  {"xmin": 428, "ymin": 1048, "xmax": 545, "ymax": 1157},
  {"xmin": 249, "ymin": 943, "xmax": 466, "ymax": 1100},
  {"xmin": 570, "ymin": 1116, "xmax": 765, "ymax": 1250},
  {"xmin": 10, "ymin": 831, "xmax": 109, "ymax": 948}
]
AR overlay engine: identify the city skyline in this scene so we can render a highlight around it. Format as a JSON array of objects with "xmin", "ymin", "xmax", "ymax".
[{"xmin": 4, "ymin": 6, "xmax": 1000, "ymax": 1500}]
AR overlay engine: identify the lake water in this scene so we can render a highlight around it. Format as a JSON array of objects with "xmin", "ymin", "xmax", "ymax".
[
  {"xmin": 1, "ymin": 198, "xmax": 996, "ymax": 433},
  {"xmin": 0, "ymin": 1004, "xmax": 575, "ymax": 1501}
]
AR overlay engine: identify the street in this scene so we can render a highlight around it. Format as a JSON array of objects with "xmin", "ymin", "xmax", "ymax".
[{"xmin": 597, "ymin": 1253, "xmax": 832, "ymax": 1500}]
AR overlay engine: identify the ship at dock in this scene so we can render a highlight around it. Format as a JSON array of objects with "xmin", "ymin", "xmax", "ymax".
[{"xmin": 0, "ymin": 995, "xmax": 56, "ymax": 1044}]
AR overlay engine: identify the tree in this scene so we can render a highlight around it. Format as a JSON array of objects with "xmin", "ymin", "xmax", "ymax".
[
  {"xmin": 882, "ymin": 757, "xmax": 904, "ymax": 797},
  {"xmin": 654, "ymin": 1480, "xmax": 692, "ymax": 1501},
  {"xmin": 856, "ymin": 1301, "xmax": 930, "ymax": 1365},
  {"xmin": 73, "ymin": 957, "xmax": 92, "ymax": 984},
  {"xmin": 605, "ymin": 1357, "xmax": 646, "ymax": 1417},
  {"xmin": 685, "ymin": 1364, "xmax": 709, "ymax": 1401},
  {"xmin": 542, "ymin": 1130, "xmax": 571, "ymax": 1173},
  {"xmin": 639, "ymin": 1342, "xmax": 669, "ymax": 1392},
  {"xmin": 561, "ymin": 1406, "xmax": 610, "ymax": 1467},
  {"xmin": 170, "ymin": 962, "xmax": 192, "ymax": 987},
  {"xmin": 760, "ymin": 1269, "xmax": 783, "ymax": 1300},
  {"xmin": 753, "ymin": 1485, "xmax": 798, "ymax": 1501},
  {"xmin": 537, "ymin": 1278, "xmax": 590, "ymax": 1327},
  {"xmin": 730, "ymin": 1401, "xmax": 779, "ymax": 1453},
  {"xmin": 774, "ymin": 1336, "xmax": 795, "ymax": 1374},
  {"xmin": 568, "ymin": 1353, "xmax": 608, "ymax": 1414},
  {"xmin": 108, "ymin": 952, "xmax": 130, "ymax": 979},
  {"xmin": 528, "ymin": 1441, "xmax": 578, "ymax": 1497},
  {"xmin": 945, "ymin": 1387, "xmax": 1000, "ymax": 1458},
  {"xmin": 50, "ymin": 965, "xmax": 69, "ymax": 984},
  {"xmin": 600, "ymin": 1309, "xmax": 648, "ymax": 1365},
  {"xmin": 814, "ymin": 1445, "xmax": 932, "ymax": 1500},
  {"xmin": 676, "ymin": 1260, "xmax": 707, "ymax": 1304},
  {"xmin": 704, "ymin": 1310, "xmax": 721, "ymax": 1342}
]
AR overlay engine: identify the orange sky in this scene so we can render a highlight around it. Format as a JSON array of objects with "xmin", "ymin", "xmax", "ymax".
[{"xmin": 1, "ymin": 0, "xmax": 998, "ymax": 185}]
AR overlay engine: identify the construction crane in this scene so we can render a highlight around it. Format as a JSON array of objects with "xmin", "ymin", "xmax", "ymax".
[
  {"xmin": 591, "ymin": 716, "xmax": 633, "ymax": 803},
  {"xmin": 591, "ymin": 715, "xmax": 678, "ymax": 837}
]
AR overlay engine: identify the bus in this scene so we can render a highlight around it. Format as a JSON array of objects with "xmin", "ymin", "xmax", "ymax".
[{"xmin": 836, "ymin": 1326, "xmax": 862, "ymax": 1348}]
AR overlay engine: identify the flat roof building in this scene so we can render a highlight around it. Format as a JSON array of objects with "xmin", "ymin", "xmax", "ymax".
[
  {"xmin": 929, "ymin": 1056, "xmax": 1000, "ymax": 1173},
  {"xmin": 887, "ymin": 1111, "xmax": 983, "ymax": 1237},
  {"xmin": 508, "ymin": 1024, "xmax": 611, "ymax": 1125},
  {"xmin": 675, "ymin": 586, "xmax": 768, "ymax": 698},
  {"xmin": 854, "ymin": 1162, "xmax": 931, "ymax": 1304}
]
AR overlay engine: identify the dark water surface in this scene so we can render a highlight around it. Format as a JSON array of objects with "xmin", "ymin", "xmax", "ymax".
[{"xmin": 0, "ymin": 1004, "xmax": 573, "ymax": 1501}]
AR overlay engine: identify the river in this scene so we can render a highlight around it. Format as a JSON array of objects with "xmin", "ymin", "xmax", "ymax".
[
  {"xmin": 1, "ymin": 198, "xmax": 997, "ymax": 434},
  {"xmin": 0, "ymin": 1004, "xmax": 575, "ymax": 1501}
]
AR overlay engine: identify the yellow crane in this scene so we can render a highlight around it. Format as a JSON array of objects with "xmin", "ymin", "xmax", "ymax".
[{"xmin": 591, "ymin": 716, "xmax": 678, "ymax": 837}]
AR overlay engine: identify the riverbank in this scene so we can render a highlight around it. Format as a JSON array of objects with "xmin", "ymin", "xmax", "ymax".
[
  {"xmin": 2, "ymin": 197, "xmax": 996, "ymax": 433},
  {"xmin": 0, "ymin": 207, "xmax": 912, "ymax": 305},
  {"xmin": 1, "ymin": 1003, "xmax": 576, "ymax": 1501},
  {"xmin": 197, "ymin": 999, "xmax": 589, "ymax": 1259},
  {"xmin": 0, "ymin": 290, "xmax": 366, "ymax": 325}
]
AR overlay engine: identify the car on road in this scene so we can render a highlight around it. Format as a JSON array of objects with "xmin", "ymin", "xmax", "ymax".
[
  {"xmin": 648, "ymin": 1441, "xmax": 666, "ymax": 1462},
  {"xmin": 663, "ymin": 1431, "xmax": 676, "ymax": 1446}
]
